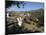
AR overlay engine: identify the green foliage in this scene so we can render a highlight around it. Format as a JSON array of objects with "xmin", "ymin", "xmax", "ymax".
[{"xmin": 7, "ymin": 8, "xmax": 44, "ymax": 33}]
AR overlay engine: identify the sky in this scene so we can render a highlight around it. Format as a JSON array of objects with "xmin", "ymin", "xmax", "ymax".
[{"xmin": 7, "ymin": 2, "xmax": 44, "ymax": 11}]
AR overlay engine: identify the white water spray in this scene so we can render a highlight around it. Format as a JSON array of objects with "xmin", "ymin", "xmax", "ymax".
[
  {"xmin": 7, "ymin": 13, "xmax": 9, "ymax": 18},
  {"xmin": 17, "ymin": 17, "xmax": 23, "ymax": 27}
]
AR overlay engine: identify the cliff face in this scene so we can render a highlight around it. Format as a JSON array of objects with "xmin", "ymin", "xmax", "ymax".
[{"xmin": 6, "ymin": 9, "xmax": 44, "ymax": 33}]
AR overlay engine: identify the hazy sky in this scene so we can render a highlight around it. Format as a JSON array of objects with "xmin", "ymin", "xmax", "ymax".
[{"xmin": 7, "ymin": 2, "xmax": 44, "ymax": 11}]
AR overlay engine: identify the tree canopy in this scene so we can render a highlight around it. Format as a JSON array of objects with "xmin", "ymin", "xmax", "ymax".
[{"xmin": 6, "ymin": 1, "xmax": 25, "ymax": 8}]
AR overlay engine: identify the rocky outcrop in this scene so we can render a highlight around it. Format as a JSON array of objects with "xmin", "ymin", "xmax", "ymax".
[{"xmin": 6, "ymin": 9, "xmax": 44, "ymax": 33}]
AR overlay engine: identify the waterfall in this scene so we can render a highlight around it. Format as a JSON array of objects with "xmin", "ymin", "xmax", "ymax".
[
  {"xmin": 7, "ymin": 13, "xmax": 9, "ymax": 18},
  {"xmin": 17, "ymin": 17, "xmax": 23, "ymax": 27}
]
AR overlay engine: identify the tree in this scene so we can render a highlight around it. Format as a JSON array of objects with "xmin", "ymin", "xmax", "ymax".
[{"xmin": 5, "ymin": 1, "xmax": 25, "ymax": 8}]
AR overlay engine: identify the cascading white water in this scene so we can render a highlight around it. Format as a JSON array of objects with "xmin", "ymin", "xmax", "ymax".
[
  {"xmin": 17, "ymin": 17, "xmax": 23, "ymax": 27},
  {"xmin": 7, "ymin": 13, "xmax": 9, "ymax": 18}
]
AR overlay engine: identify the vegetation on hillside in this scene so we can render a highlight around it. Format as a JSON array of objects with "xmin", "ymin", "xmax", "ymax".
[{"xmin": 6, "ymin": 8, "xmax": 44, "ymax": 34}]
